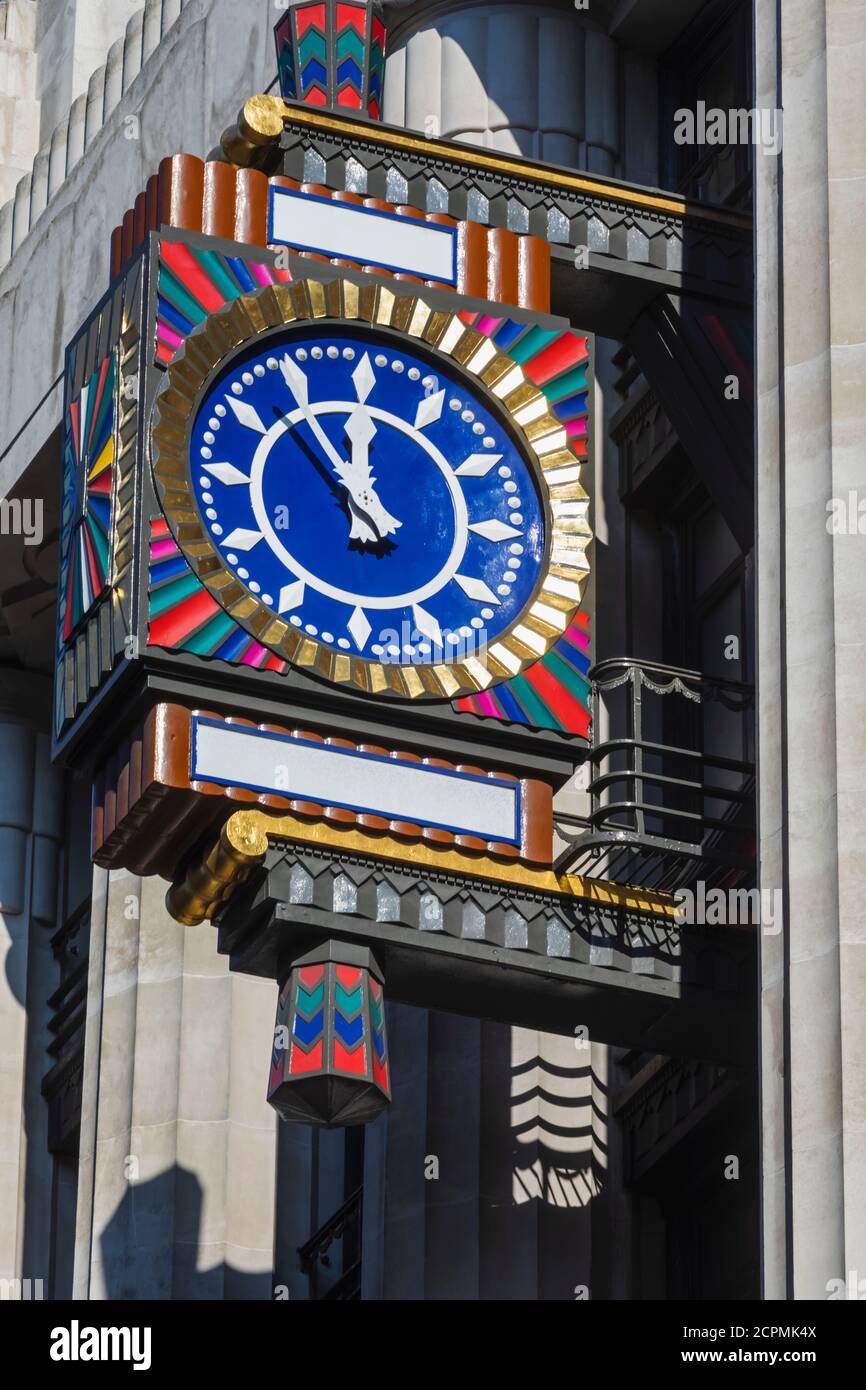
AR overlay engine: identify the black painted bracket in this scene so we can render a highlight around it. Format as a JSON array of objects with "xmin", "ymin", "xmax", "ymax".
[{"xmin": 216, "ymin": 842, "xmax": 757, "ymax": 1067}]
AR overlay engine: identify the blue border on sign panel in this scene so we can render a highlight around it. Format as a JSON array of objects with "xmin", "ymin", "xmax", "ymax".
[
  {"xmin": 191, "ymin": 715, "xmax": 521, "ymax": 846},
  {"xmin": 267, "ymin": 185, "xmax": 459, "ymax": 287}
]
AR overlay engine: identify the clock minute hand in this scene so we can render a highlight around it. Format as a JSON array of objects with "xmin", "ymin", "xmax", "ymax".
[
  {"xmin": 279, "ymin": 354, "xmax": 376, "ymax": 543},
  {"xmin": 279, "ymin": 354, "xmax": 351, "ymax": 480}
]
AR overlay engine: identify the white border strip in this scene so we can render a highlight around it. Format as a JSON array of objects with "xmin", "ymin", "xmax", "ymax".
[
  {"xmin": 192, "ymin": 718, "xmax": 520, "ymax": 844},
  {"xmin": 268, "ymin": 186, "xmax": 458, "ymax": 285}
]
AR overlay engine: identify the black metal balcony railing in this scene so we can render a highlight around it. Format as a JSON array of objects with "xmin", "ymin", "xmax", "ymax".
[
  {"xmin": 555, "ymin": 658, "xmax": 756, "ymax": 892},
  {"xmin": 298, "ymin": 1188, "xmax": 363, "ymax": 1301}
]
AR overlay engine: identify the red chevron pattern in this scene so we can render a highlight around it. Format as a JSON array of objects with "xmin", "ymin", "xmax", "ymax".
[{"xmin": 268, "ymin": 952, "xmax": 391, "ymax": 1124}]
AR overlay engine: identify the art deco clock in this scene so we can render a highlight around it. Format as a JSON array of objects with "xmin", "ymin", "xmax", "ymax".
[{"xmin": 151, "ymin": 275, "xmax": 589, "ymax": 700}]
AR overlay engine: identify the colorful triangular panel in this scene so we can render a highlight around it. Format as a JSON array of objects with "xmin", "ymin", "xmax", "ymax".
[{"xmin": 60, "ymin": 352, "xmax": 117, "ymax": 642}]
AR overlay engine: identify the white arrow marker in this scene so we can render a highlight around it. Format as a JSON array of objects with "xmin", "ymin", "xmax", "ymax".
[
  {"xmin": 278, "ymin": 579, "xmax": 305, "ymax": 614},
  {"xmin": 225, "ymin": 396, "xmax": 268, "ymax": 434},
  {"xmin": 456, "ymin": 453, "xmax": 503, "ymax": 477},
  {"xmin": 413, "ymin": 604, "xmax": 443, "ymax": 648},
  {"xmin": 221, "ymin": 528, "xmax": 264, "ymax": 551},
  {"xmin": 347, "ymin": 606, "xmax": 371, "ymax": 651},
  {"xmin": 352, "ymin": 353, "xmax": 376, "ymax": 403},
  {"xmin": 469, "ymin": 519, "xmax": 523, "ymax": 543},
  {"xmin": 414, "ymin": 389, "xmax": 445, "ymax": 431},
  {"xmin": 203, "ymin": 461, "xmax": 251, "ymax": 486},
  {"xmin": 454, "ymin": 574, "xmax": 500, "ymax": 605},
  {"xmin": 279, "ymin": 354, "xmax": 309, "ymax": 405}
]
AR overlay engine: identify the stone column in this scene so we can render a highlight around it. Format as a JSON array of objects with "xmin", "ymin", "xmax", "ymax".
[
  {"xmin": 755, "ymin": 0, "xmax": 866, "ymax": 1298},
  {"xmin": 384, "ymin": 1, "xmax": 620, "ymax": 173},
  {"xmin": 273, "ymin": 1121, "xmax": 314, "ymax": 1300},
  {"xmin": 379, "ymin": 1002, "xmax": 429, "ymax": 1298},
  {"xmin": 0, "ymin": 672, "xmax": 64, "ymax": 1296},
  {"xmin": 0, "ymin": 1, "xmax": 40, "ymax": 208},
  {"xmin": 73, "ymin": 868, "xmax": 278, "ymax": 1299},
  {"xmin": 33, "ymin": 0, "xmax": 142, "ymax": 147}
]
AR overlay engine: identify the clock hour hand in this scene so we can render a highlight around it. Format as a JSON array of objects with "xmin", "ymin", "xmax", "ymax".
[
  {"xmin": 279, "ymin": 354, "xmax": 400, "ymax": 544},
  {"xmin": 343, "ymin": 405, "xmax": 402, "ymax": 541}
]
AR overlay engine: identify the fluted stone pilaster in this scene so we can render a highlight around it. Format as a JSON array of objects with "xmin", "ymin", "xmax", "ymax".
[
  {"xmin": 755, "ymin": 0, "xmax": 866, "ymax": 1299},
  {"xmin": 0, "ymin": 673, "xmax": 64, "ymax": 1295},
  {"xmin": 74, "ymin": 870, "xmax": 278, "ymax": 1299},
  {"xmin": 384, "ymin": 1, "xmax": 658, "ymax": 186}
]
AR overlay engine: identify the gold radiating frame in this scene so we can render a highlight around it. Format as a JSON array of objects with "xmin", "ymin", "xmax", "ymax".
[{"xmin": 150, "ymin": 274, "xmax": 591, "ymax": 701}]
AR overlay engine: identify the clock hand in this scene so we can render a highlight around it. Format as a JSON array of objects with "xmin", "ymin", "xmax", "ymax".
[
  {"xmin": 344, "ymin": 405, "xmax": 402, "ymax": 540},
  {"xmin": 342, "ymin": 350, "xmax": 402, "ymax": 539},
  {"xmin": 279, "ymin": 354, "xmax": 400, "ymax": 543},
  {"xmin": 279, "ymin": 353, "xmax": 349, "ymax": 475}
]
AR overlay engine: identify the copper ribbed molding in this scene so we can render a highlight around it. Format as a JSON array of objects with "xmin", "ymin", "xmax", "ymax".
[
  {"xmin": 91, "ymin": 704, "xmax": 554, "ymax": 879},
  {"xmin": 110, "ymin": 153, "xmax": 551, "ymax": 312}
]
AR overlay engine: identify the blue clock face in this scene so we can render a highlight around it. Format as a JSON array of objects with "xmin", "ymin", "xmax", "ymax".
[{"xmin": 187, "ymin": 326, "xmax": 546, "ymax": 666}]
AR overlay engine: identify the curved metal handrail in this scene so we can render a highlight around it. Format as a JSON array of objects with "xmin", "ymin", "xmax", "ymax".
[{"xmin": 555, "ymin": 657, "xmax": 756, "ymax": 887}]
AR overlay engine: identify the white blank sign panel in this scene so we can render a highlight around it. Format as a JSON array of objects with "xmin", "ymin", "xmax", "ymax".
[
  {"xmin": 268, "ymin": 186, "xmax": 458, "ymax": 285},
  {"xmin": 192, "ymin": 719, "xmax": 520, "ymax": 844}
]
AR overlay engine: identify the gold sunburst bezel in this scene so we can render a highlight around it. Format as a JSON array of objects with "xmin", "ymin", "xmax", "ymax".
[{"xmin": 150, "ymin": 275, "xmax": 591, "ymax": 701}]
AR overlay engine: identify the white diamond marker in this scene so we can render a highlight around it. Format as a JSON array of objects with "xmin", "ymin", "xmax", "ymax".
[
  {"xmin": 456, "ymin": 453, "xmax": 503, "ymax": 476},
  {"xmin": 469, "ymin": 519, "xmax": 523, "ymax": 543},
  {"xmin": 221, "ymin": 528, "xmax": 263, "ymax": 551},
  {"xmin": 203, "ymin": 461, "xmax": 251, "ymax": 486},
  {"xmin": 454, "ymin": 574, "xmax": 500, "ymax": 605},
  {"xmin": 278, "ymin": 580, "xmax": 305, "ymax": 614},
  {"xmin": 279, "ymin": 354, "xmax": 308, "ymax": 404},
  {"xmin": 412, "ymin": 604, "xmax": 442, "ymax": 648},
  {"xmin": 352, "ymin": 353, "xmax": 376, "ymax": 403},
  {"xmin": 414, "ymin": 389, "xmax": 445, "ymax": 431},
  {"xmin": 225, "ymin": 396, "xmax": 268, "ymax": 434},
  {"xmin": 347, "ymin": 606, "xmax": 371, "ymax": 651}
]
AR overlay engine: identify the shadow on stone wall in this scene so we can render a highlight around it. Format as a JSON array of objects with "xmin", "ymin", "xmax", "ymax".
[
  {"xmin": 510, "ymin": 1054, "xmax": 603, "ymax": 1210},
  {"xmin": 100, "ymin": 1165, "xmax": 272, "ymax": 1301}
]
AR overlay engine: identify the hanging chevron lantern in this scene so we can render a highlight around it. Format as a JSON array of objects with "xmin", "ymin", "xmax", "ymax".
[
  {"xmin": 274, "ymin": 0, "xmax": 386, "ymax": 118},
  {"xmin": 269, "ymin": 943, "xmax": 390, "ymax": 1126}
]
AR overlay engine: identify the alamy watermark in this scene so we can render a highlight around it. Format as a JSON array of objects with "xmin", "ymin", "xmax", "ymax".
[
  {"xmin": 372, "ymin": 619, "xmax": 490, "ymax": 666},
  {"xmin": 674, "ymin": 102, "xmax": 782, "ymax": 157},
  {"xmin": 0, "ymin": 1277, "xmax": 44, "ymax": 1300},
  {"xmin": 0, "ymin": 497, "xmax": 43, "ymax": 545},
  {"xmin": 674, "ymin": 882, "xmax": 782, "ymax": 933},
  {"xmin": 826, "ymin": 1270, "xmax": 866, "ymax": 1300},
  {"xmin": 826, "ymin": 491, "xmax": 866, "ymax": 535},
  {"xmin": 50, "ymin": 1321, "xmax": 151, "ymax": 1371}
]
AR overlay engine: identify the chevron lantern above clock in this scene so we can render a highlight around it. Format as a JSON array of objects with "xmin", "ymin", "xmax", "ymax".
[{"xmin": 275, "ymin": 0, "xmax": 387, "ymax": 119}]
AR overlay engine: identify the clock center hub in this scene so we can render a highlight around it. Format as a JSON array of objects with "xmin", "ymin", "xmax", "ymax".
[{"xmin": 250, "ymin": 402, "xmax": 469, "ymax": 611}]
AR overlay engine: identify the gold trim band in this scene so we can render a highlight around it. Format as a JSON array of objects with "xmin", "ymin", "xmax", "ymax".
[
  {"xmin": 166, "ymin": 808, "xmax": 677, "ymax": 925},
  {"xmin": 151, "ymin": 274, "xmax": 591, "ymax": 701}
]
